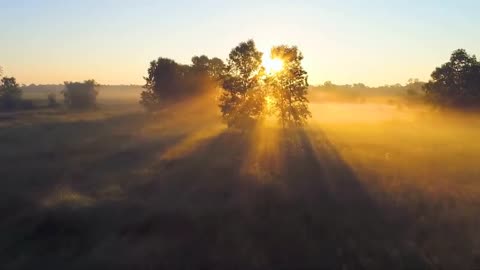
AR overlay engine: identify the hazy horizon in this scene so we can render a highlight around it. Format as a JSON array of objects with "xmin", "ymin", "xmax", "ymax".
[{"xmin": 2, "ymin": 0, "xmax": 480, "ymax": 86}]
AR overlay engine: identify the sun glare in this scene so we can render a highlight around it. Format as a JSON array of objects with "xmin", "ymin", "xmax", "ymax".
[
  {"xmin": 265, "ymin": 95, "xmax": 275, "ymax": 110},
  {"xmin": 262, "ymin": 54, "xmax": 284, "ymax": 75}
]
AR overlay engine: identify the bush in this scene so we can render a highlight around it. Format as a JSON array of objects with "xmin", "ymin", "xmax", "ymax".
[{"xmin": 63, "ymin": 80, "xmax": 99, "ymax": 109}]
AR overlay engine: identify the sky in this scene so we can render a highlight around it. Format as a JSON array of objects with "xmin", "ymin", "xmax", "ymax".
[{"xmin": 1, "ymin": 0, "xmax": 479, "ymax": 86}]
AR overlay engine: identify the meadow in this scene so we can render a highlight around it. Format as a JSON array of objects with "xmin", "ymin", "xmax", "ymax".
[{"xmin": 1, "ymin": 89, "xmax": 479, "ymax": 269}]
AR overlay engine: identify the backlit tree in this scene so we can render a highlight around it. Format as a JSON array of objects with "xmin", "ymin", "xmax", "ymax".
[
  {"xmin": 219, "ymin": 40, "xmax": 265, "ymax": 128},
  {"xmin": 268, "ymin": 45, "xmax": 310, "ymax": 127}
]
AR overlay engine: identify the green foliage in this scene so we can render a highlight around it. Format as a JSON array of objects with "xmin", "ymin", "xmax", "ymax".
[
  {"xmin": 141, "ymin": 56, "xmax": 225, "ymax": 111},
  {"xmin": 0, "ymin": 77, "xmax": 23, "ymax": 111},
  {"xmin": 268, "ymin": 45, "xmax": 311, "ymax": 127},
  {"xmin": 424, "ymin": 49, "xmax": 480, "ymax": 107},
  {"xmin": 63, "ymin": 80, "xmax": 99, "ymax": 109}
]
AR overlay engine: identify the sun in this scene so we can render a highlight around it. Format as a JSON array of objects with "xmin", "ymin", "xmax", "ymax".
[{"xmin": 262, "ymin": 53, "xmax": 284, "ymax": 75}]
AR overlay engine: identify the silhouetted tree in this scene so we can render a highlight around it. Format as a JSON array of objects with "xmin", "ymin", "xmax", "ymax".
[
  {"xmin": 141, "ymin": 58, "xmax": 188, "ymax": 109},
  {"xmin": 268, "ymin": 45, "xmax": 310, "ymax": 127},
  {"xmin": 141, "ymin": 56, "xmax": 224, "ymax": 111},
  {"xmin": 63, "ymin": 80, "xmax": 99, "ymax": 109},
  {"xmin": 219, "ymin": 40, "xmax": 265, "ymax": 128},
  {"xmin": 424, "ymin": 49, "xmax": 480, "ymax": 107},
  {"xmin": 0, "ymin": 77, "xmax": 23, "ymax": 111},
  {"xmin": 191, "ymin": 55, "xmax": 225, "ymax": 80}
]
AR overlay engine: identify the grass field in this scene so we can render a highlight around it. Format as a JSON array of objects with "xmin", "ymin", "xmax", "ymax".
[{"xmin": 1, "ymin": 94, "xmax": 480, "ymax": 269}]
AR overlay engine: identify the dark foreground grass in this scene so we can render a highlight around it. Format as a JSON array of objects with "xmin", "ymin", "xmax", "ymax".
[{"xmin": 0, "ymin": 105, "xmax": 479, "ymax": 269}]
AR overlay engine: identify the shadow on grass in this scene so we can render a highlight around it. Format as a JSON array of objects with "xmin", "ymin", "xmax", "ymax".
[{"xmin": 0, "ymin": 120, "xmax": 437, "ymax": 269}]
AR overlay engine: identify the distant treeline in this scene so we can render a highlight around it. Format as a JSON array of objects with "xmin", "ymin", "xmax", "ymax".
[
  {"xmin": 21, "ymin": 84, "xmax": 142, "ymax": 94},
  {"xmin": 310, "ymin": 79, "xmax": 425, "ymax": 103},
  {"xmin": 310, "ymin": 49, "xmax": 480, "ymax": 108},
  {"xmin": 312, "ymin": 48, "xmax": 480, "ymax": 109}
]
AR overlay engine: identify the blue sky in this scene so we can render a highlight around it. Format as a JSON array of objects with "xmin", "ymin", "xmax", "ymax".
[{"xmin": 1, "ymin": 0, "xmax": 479, "ymax": 85}]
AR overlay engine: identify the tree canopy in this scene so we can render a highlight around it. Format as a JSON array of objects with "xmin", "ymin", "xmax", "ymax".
[
  {"xmin": 141, "ymin": 56, "xmax": 225, "ymax": 110},
  {"xmin": 424, "ymin": 49, "xmax": 480, "ymax": 107},
  {"xmin": 219, "ymin": 40, "xmax": 265, "ymax": 128},
  {"xmin": 268, "ymin": 45, "xmax": 310, "ymax": 126}
]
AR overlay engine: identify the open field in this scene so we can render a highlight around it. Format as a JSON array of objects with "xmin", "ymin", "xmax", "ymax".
[{"xmin": 1, "ymin": 94, "xmax": 480, "ymax": 269}]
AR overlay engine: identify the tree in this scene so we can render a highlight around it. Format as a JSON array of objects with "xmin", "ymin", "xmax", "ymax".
[
  {"xmin": 141, "ymin": 56, "xmax": 224, "ymax": 111},
  {"xmin": 423, "ymin": 49, "xmax": 480, "ymax": 107},
  {"xmin": 219, "ymin": 40, "xmax": 265, "ymax": 128},
  {"xmin": 0, "ymin": 77, "xmax": 22, "ymax": 111},
  {"xmin": 141, "ymin": 58, "xmax": 188, "ymax": 110},
  {"xmin": 268, "ymin": 45, "xmax": 310, "ymax": 127},
  {"xmin": 63, "ymin": 80, "xmax": 99, "ymax": 109}
]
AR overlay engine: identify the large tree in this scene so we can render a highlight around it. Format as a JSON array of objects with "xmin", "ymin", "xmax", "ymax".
[
  {"xmin": 268, "ymin": 45, "xmax": 310, "ymax": 127},
  {"xmin": 219, "ymin": 40, "xmax": 265, "ymax": 128},
  {"xmin": 423, "ymin": 49, "xmax": 480, "ymax": 106}
]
